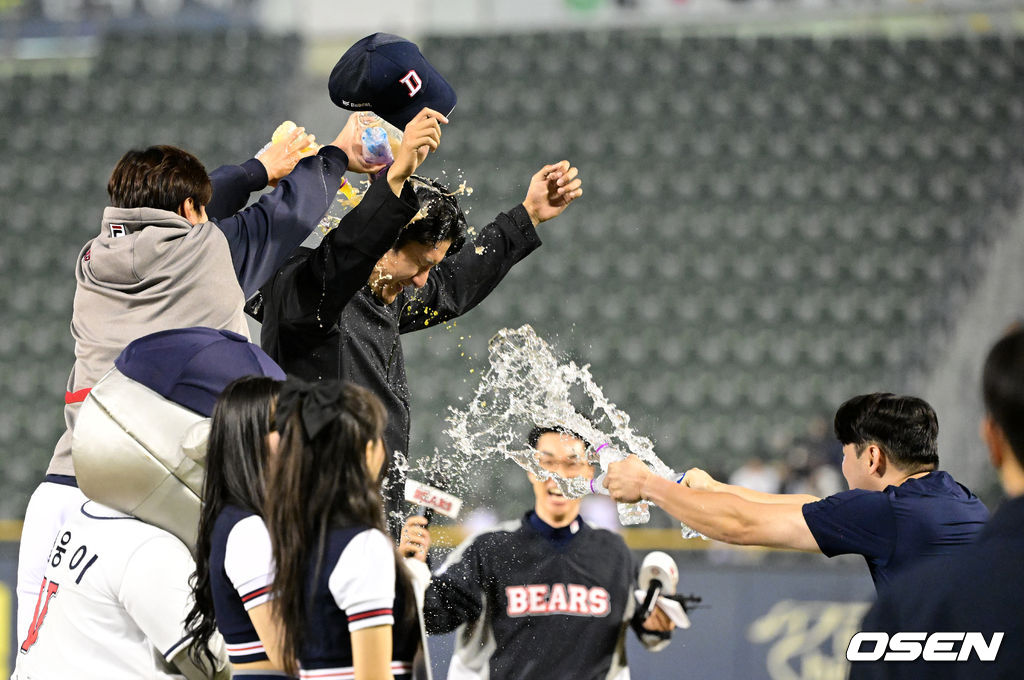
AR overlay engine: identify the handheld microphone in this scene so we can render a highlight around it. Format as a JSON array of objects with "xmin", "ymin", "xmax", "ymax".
[{"xmin": 404, "ymin": 478, "xmax": 463, "ymax": 525}]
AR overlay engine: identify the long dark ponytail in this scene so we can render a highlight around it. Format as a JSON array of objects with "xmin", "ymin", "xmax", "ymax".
[
  {"xmin": 265, "ymin": 378, "xmax": 408, "ymax": 678},
  {"xmin": 185, "ymin": 376, "xmax": 280, "ymax": 668}
]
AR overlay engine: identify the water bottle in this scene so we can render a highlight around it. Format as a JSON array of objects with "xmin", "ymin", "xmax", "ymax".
[
  {"xmin": 617, "ymin": 500, "xmax": 651, "ymax": 525},
  {"xmin": 355, "ymin": 112, "xmax": 398, "ymax": 166},
  {"xmin": 590, "ymin": 458, "xmax": 703, "ymax": 537},
  {"xmin": 591, "ymin": 445, "xmax": 651, "ymax": 526}
]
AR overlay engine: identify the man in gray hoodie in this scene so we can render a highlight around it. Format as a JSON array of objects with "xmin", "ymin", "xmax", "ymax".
[{"xmin": 15, "ymin": 108, "xmax": 445, "ymax": 641}]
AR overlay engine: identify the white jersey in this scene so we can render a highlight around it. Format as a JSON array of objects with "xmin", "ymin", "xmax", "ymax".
[{"xmin": 14, "ymin": 501, "xmax": 204, "ymax": 680}]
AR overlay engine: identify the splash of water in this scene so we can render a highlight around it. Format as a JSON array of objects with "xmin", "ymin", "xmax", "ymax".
[{"xmin": 413, "ymin": 324, "xmax": 701, "ymax": 536}]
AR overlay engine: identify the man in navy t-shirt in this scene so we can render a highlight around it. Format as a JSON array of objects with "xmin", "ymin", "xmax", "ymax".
[
  {"xmin": 848, "ymin": 328, "xmax": 1024, "ymax": 678},
  {"xmin": 604, "ymin": 393, "xmax": 989, "ymax": 590}
]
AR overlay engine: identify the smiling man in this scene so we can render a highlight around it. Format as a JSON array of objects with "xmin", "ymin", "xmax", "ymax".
[
  {"xmin": 604, "ymin": 393, "xmax": 990, "ymax": 591},
  {"xmin": 420, "ymin": 426, "xmax": 674, "ymax": 680},
  {"xmin": 255, "ymin": 161, "xmax": 582, "ymax": 536}
]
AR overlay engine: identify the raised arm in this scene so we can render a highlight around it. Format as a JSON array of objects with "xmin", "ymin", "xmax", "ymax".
[
  {"xmin": 207, "ymin": 159, "xmax": 269, "ymax": 220},
  {"xmin": 212, "ymin": 145, "xmax": 348, "ymax": 298},
  {"xmin": 207, "ymin": 126, "xmax": 318, "ymax": 219},
  {"xmin": 265, "ymin": 176, "xmax": 418, "ymax": 330},
  {"xmin": 212, "ymin": 112, "xmax": 417, "ymax": 299},
  {"xmin": 605, "ymin": 456, "xmax": 821, "ymax": 551},
  {"xmin": 398, "ymin": 161, "xmax": 583, "ymax": 333},
  {"xmin": 261, "ymin": 108, "xmax": 446, "ymax": 333}
]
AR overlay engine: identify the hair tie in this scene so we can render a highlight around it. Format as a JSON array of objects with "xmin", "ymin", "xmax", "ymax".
[{"xmin": 276, "ymin": 377, "xmax": 346, "ymax": 439}]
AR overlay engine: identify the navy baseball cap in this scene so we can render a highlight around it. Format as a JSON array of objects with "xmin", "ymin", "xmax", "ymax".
[
  {"xmin": 114, "ymin": 327, "xmax": 285, "ymax": 417},
  {"xmin": 329, "ymin": 33, "xmax": 456, "ymax": 130}
]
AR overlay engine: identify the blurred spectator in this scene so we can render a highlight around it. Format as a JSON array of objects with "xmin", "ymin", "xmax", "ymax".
[{"xmin": 729, "ymin": 456, "xmax": 782, "ymax": 494}]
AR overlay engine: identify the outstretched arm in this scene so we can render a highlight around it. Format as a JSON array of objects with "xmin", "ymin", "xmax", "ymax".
[
  {"xmin": 207, "ymin": 160, "xmax": 269, "ymax": 220},
  {"xmin": 682, "ymin": 467, "xmax": 821, "ymax": 505},
  {"xmin": 212, "ymin": 145, "xmax": 349, "ymax": 298},
  {"xmin": 605, "ymin": 456, "xmax": 821, "ymax": 551}
]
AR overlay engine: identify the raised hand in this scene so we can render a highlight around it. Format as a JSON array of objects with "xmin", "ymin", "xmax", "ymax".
[
  {"xmin": 386, "ymin": 107, "xmax": 448, "ymax": 195},
  {"xmin": 522, "ymin": 160, "xmax": 583, "ymax": 226},
  {"xmin": 257, "ymin": 125, "xmax": 318, "ymax": 187},
  {"xmin": 398, "ymin": 515, "xmax": 431, "ymax": 562}
]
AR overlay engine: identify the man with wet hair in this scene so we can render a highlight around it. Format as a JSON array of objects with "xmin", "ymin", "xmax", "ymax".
[
  {"xmin": 605, "ymin": 393, "xmax": 989, "ymax": 590},
  {"xmin": 412, "ymin": 426, "xmax": 673, "ymax": 679},
  {"xmin": 851, "ymin": 329, "xmax": 1024, "ymax": 678},
  {"xmin": 253, "ymin": 160, "xmax": 584, "ymax": 536}
]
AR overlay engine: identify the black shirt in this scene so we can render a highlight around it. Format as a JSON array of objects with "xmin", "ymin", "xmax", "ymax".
[{"xmin": 258, "ymin": 201, "xmax": 541, "ymax": 535}]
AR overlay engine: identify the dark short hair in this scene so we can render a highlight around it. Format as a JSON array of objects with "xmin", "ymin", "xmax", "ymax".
[
  {"xmin": 833, "ymin": 393, "xmax": 939, "ymax": 470},
  {"xmin": 528, "ymin": 425, "xmax": 591, "ymax": 451},
  {"xmin": 107, "ymin": 145, "xmax": 212, "ymax": 214},
  {"xmin": 982, "ymin": 326, "xmax": 1024, "ymax": 467},
  {"xmin": 393, "ymin": 175, "xmax": 467, "ymax": 254}
]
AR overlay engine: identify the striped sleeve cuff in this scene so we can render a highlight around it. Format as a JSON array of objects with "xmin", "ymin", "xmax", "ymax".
[
  {"xmin": 240, "ymin": 584, "xmax": 273, "ymax": 610},
  {"xmin": 346, "ymin": 607, "xmax": 394, "ymax": 632}
]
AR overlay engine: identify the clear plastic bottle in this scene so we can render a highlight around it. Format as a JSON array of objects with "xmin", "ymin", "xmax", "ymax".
[
  {"xmin": 590, "ymin": 455, "xmax": 703, "ymax": 536},
  {"xmin": 617, "ymin": 500, "xmax": 651, "ymax": 525},
  {"xmin": 355, "ymin": 112, "xmax": 400, "ymax": 166},
  {"xmin": 592, "ymin": 445, "xmax": 652, "ymax": 526}
]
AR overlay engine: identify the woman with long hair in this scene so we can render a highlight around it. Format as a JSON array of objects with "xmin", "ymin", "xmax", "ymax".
[
  {"xmin": 265, "ymin": 377, "xmax": 419, "ymax": 680},
  {"xmin": 185, "ymin": 376, "xmax": 288, "ymax": 678}
]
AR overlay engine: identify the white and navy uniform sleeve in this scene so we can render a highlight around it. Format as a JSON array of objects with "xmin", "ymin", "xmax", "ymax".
[
  {"xmin": 295, "ymin": 526, "xmax": 420, "ymax": 679},
  {"xmin": 329, "ymin": 528, "xmax": 397, "ymax": 631},
  {"xmin": 14, "ymin": 502, "xmax": 227, "ymax": 680},
  {"xmin": 209, "ymin": 506, "xmax": 275, "ymax": 664}
]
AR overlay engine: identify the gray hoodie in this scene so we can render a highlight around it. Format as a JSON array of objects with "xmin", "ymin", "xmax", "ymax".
[
  {"xmin": 50, "ymin": 148, "xmax": 349, "ymax": 476},
  {"xmin": 51, "ymin": 208, "xmax": 249, "ymax": 476}
]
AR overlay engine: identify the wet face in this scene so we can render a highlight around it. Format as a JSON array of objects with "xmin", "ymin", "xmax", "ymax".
[
  {"xmin": 529, "ymin": 431, "xmax": 593, "ymax": 527},
  {"xmin": 369, "ymin": 240, "xmax": 453, "ymax": 304}
]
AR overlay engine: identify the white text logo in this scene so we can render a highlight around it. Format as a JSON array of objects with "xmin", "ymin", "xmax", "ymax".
[
  {"xmin": 505, "ymin": 584, "xmax": 610, "ymax": 617},
  {"xmin": 846, "ymin": 632, "xmax": 1003, "ymax": 662}
]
